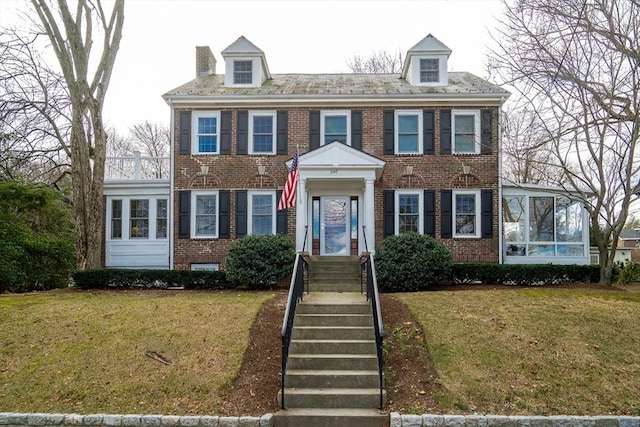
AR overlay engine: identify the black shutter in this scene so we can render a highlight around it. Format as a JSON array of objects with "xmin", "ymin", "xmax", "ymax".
[
  {"xmin": 440, "ymin": 109, "xmax": 452, "ymax": 155},
  {"xmin": 351, "ymin": 110, "xmax": 362, "ymax": 151},
  {"xmin": 276, "ymin": 190, "xmax": 288, "ymax": 234},
  {"xmin": 441, "ymin": 190, "xmax": 452, "ymax": 238},
  {"xmin": 178, "ymin": 190, "xmax": 191, "ymax": 239},
  {"xmin": 179, "ymin": 111, "xmax": 191, "ymax": 155},
  {"xmin": 383, "ymin": 190, "xmax": 395, "ymax": 237},
  {"xmin": 219, "ymin": 190, "xmax": 230, "ymax": 238},
  {"xmin": 220, "ymin": 111, "xmax": 232, "ymax": 154},
  {"xmin": 309, "ymin": 110, "xmax": 320, "ymax": 150},
  {"xmin": 277, "ymin": 110, "xmax": 288, "ymax": 154},
  {"xmin": 481, "ymin": 109, "xmax": 493, "ymax": 154},
  {"xmin": 383, "ymin": 110, "xmax": 395, "ymax": 155},
  {"xmin": 481, "ymin": 189, "xmax": 493, "ymax": 238},
  {"xmin": 424, "ymin": 110, "xmax": 435, "ymax": 155},
  {"xmin": 237, "ymin": 110, "xmax": 248, "ymax": 155},
  {"xmin": 424, "ymin": 190, "xmax": 436, "ymax": 237},
  {"xmin": 235, "ymin": 190, "xmax": 247, "ymax": 238}
]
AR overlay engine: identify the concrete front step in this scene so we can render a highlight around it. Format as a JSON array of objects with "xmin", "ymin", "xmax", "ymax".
[
  {"xmin": 294, "ymin": 313, "xmax": 372, "ymax": 327},
  {"xmin": 285, "ymin": 369, "xmax": 380, "ymax": 388},
  {"xmin": 273, "ymin": 408, "xmax": 389, "ymax": 427},
  {"xmin": 297, "ymin": 303, "xmax": 371, "ymax": 314},
  {"xmin": 279, "ymin": 388, "xmax": 385, "ymax": 409},
  {"xmin": 287, "ymin": 353, "xmax": 378, "ymax": 371},
  {"xmin": 290, "ymin": 339, "xmax": 376, "ymax": 354},
  {"xmin": 292, "ymin": 326, "xmax": 374, "ymax": 340},
  {"xmin": 308, "ymin": 283, "xmax": 362, "ymax": 292}
]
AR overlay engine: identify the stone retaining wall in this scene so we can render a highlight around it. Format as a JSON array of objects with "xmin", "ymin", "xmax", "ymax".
[
  {"xmin": 0, "ymin": 413, "xmax": 274, "ymax": 427},
  {"xmin": 390, "ymin": 414, "xmax": 640, "ymax": 427}
]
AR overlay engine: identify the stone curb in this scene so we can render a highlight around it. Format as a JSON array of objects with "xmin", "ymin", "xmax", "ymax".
[
  {"xmin": 0, "ymin": 413, "xmax": 274, "ymax": 427},
  {"xmin": 389, "ymin": 414, "xmax": 640, "ymax": 427}
]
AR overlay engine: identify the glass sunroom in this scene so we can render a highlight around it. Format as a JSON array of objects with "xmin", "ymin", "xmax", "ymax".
[{"xmin": 502, "ymin": 184, "xmax": 590, "ymax": 265}]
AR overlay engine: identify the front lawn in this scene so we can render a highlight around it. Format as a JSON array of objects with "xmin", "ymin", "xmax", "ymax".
[
  {"xmin": 0, "ymin": 290, "xmax": 274, "ymax": 415},
  {"xmin": 397, "ymin": 286, "xmax": 640, "ymax": 415}
]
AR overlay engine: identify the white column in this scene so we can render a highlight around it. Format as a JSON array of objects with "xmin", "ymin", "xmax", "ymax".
[
  {"xmin": 364, "ymin": 177, "xmax": 376, "ymax": 254},
  {"xmin": 296, "ymin": 177, "xmax": 307, "ymax": 252}
]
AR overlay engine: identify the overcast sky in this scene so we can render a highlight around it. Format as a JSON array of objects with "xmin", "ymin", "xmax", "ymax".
[{"xmin": 0, "ymin": 0, "xmax": 506, "ymax": 133}]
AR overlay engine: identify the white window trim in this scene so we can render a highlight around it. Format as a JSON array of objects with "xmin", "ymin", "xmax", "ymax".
[
  {"xmin": 248, "ymin": 110, "xmax": 277, "ymax": 155},
  {"xmin": 452, "ymin": 109, "xmax": 481, "ymax": 155},
  {"xmin": 419, "ymin": 58, "xmax": 439, "ymax": 83},
  {"xmin": 224, "ymin": 57, "xmax": 260, "ymax": 87},
  {"xmin": 106, "ymin": 196, "xmax": 168, "ymax": 241},
  {"xmin": 453, "ymin": 189, "xmax": 481, "ymax": 238},
  {"xmin": 321, "ymin": 110, "xmax": 351, "ymax": 146},
  {"xmin": 247, "ymin": 190, "xmax": 276, "ymax": 235},
  {"xmin": 191, "ymin": 190, "xmax": 219, "ymax": 239},
  {"xmin": 395, "ymin": 190, "xmax": 423, "ymax": 235},
  {"xmin": 191, "ymin": 110, "xmax": 221, "ymax": 155},
  {"xmin": 409, "ymin": 55, "xmax": 447, "ymax": 87},
  {"xmin": 394, "ymin": 110, "xmax": 423, "ymax": 154}
]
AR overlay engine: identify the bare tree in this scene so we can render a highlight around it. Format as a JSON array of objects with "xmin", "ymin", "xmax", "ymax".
[
  {"xmin": 31, "ymin": 0, "xmax": 125, "ymax": 269},
  {"xmin": 347, "ymin": 49, "xmax": 404, "ymax": 73},
  {"xmin": 0, "ymin": 29, "xmax": 71, "ymax": 187},
  {"xmin": 130, "ymin": 120, "xmax": 169, "ymax": 178},
  {"xmin": 490, "ymin": 0, "xmax": 640, "ymax": 285}
]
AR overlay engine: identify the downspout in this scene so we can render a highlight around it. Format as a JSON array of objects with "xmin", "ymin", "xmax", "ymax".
[
  {"xmin": 498, "ymin": 97, "xmax": 505, "ymax": 264},
  {"xmin": 168, "ymin": 100, "xmax": 175, "ymax": 270}
]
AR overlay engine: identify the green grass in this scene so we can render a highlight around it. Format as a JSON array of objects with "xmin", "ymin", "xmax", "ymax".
[
  {"xmin": 0, "ymin": 290, "xmax": 273, "ymax": 415},
  {"xmin": 396, "ymin": 286, "xmax": 640, "ymax": 415}
]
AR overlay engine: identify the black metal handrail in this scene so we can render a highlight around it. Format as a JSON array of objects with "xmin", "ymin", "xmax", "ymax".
[
  {"xmin": 280, "ymin": 229, "xmax": 309, "ymax": 409},
  {"xmin": 361, "ymin": 226, "xmax": 385, "ymax": 408}
]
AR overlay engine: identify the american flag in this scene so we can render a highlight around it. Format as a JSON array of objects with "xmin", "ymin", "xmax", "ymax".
[{"xmin": 278, "ymin": 148, "xmax": 299, "ymax": 210}]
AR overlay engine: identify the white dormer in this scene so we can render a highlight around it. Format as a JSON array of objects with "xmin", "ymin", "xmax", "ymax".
[
  {"xmin": 221, "ymin": 36, "xmax": 271, "ymax": 88},
  {"xmin": 401, "ymin": 34, "xmax": 451, "ymax": 87}
]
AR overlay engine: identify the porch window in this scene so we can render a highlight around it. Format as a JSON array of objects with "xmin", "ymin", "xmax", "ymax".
[
  {"xmin": 321, "ymin": 110, "xmax": 350, "ymax": 145},
  {"xmin": 233, "ymin": 60, "xmax": 253, "ymax": 84},
  {"xmin": 192, "ymin": 192, "xmax": 218, "ymax": 238},
  {"xmin": 396, "ymin": 191, "xmax": 422, "ymax": 234},
  {"xmin": 156, "ymin": 199, "xmax": 168, "ymax": 239},
  {"xmin": 453, "ymin": 190, "xmax": 480, "ymax": 238},
  {"xmin": 248, "ymin": 192, "xmax": 275, "ymax": 235},
  {"xmin": 395, "ymin": 111, "xmax": 422, "ymax": 154},
  {"xmin": 111, "ymin": 199, "xmax": 122, "ymax": 239},
  {"xmin": 130, "ymin": 199, "xmax": 149, "ymax": 238},
  {"xmin": 249, "ymin": 111, "xmax": 276, "ymax": 154}
]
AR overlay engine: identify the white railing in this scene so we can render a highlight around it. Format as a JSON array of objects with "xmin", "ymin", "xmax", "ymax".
[{"xmin": 105, "ymin": 151, "xmax": 170, "ymax": 180}]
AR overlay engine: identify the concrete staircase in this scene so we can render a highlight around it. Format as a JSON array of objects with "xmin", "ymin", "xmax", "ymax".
[{"xmin": 275, "ymin": 256, "xmax": 387, "ymax": 427}]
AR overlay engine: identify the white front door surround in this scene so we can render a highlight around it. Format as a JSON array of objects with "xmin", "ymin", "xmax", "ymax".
[{"xmin": 287, "ymin": 142, "xmax": 385, "ymax": 255}]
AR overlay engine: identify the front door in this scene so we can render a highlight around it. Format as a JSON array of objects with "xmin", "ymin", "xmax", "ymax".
[{"xmin": 321, "ymin": 197, "xmax": 349, "ymax": 255}]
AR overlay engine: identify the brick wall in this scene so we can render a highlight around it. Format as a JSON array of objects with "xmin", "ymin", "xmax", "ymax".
[{"xmin": 172, "ymin": 106, "xmax": 500, "ymax": 269}]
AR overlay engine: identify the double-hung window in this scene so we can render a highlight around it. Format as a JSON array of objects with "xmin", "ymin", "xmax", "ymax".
[
  {"xmin": 233, "ymin": 60, "xmax": 253, "ymax": 84},
  {"xmin": 248, "ymin": 191, "xmax": 276, "ymax": 235},
  {"xmin": 156, "ymin": 199, "xmax": 168, "ymax": 239},
  {"xmin": 321, "ymin": 110, "xmax": 350, "ymax": 145},
  {"xmin": 249, "ymin": 111, "xmax": 276, "ymax": 154},
  {"xmin": 395, "ymin": 190, "xmax": 423, "ymax": 234},
  {"xmin": 420, "ymin": 58, "xmax": 439, "ymax": 83},
  {"xmin": 192, "ymin": 111, "xmax": 220, "ymax": 154},
  {"xmin": 453, "ymin": 190, "xmax": 480, "ymax": 238},
  {"xmin": 130, "ymin": 199, "xmax": 149, "ymax": 238},
  {"xmin": 192, "ymin": 191, "xmax": 218, "ymax": 238},
  {"xmin": 395, "ymin": 110, "xmax": 422, "ymax": 154},
  {"xmin": 111, "ymin": 199, "xmax": 122, "ymax": 239},
  {"xmin": 452, "ymin": 110, "xmax": 481, "ymax": 154}
]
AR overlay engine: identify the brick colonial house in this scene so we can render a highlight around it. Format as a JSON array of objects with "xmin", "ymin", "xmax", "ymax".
[{"xmin": 103, "ymin": 34, "xmax": 591, "ymax": 269}]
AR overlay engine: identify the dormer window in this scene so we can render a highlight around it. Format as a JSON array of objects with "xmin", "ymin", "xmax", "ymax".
[
  {"xmin": 420, "ymin": 59, "xmax": 439, "ymax": 83},
  {"xmin": 233, "ymin": 60, "xmax": 253, "ymax": 84}
]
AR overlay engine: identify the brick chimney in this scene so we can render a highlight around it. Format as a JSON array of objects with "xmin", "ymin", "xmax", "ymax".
[{"xmin": 195, "ymin": 46, "xmax": 216, "ymax": 77}]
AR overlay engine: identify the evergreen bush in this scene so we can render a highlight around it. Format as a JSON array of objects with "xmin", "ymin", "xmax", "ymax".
[
  {"xmin": 375, "ymin": 232, "xmax": 453, "ymax": 292},
  {"xmin": 225, "ymin": 234, "xmax": 296, "ymax": 289}
]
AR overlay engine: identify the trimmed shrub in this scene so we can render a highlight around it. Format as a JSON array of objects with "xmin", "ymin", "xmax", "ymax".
[
  {"xmin": 73, "ymin": 269, "xmax": 229, "ymax": 290},
  {"xmin": 616, "ymin": 261, "xmax": 640, "ymax": 284},
  {"xmin": 376, "ymin": 232, "xmax": 453, "ymax": 292},
  {"xmin": 452, "ymin": 263, "xmax": 600, "ymax": 286},
  {"xmin": 225, "ymin": 234, "xmax": 296, "ymax": 289}
]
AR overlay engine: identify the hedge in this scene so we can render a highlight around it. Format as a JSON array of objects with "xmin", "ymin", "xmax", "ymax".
[
  {"xmin": 72, "ymin": 269, "xmax": 230, "ymax": 290},
  {"xmin": 451, "ymin": 263, "xmax": 601, "ymax": 286}
]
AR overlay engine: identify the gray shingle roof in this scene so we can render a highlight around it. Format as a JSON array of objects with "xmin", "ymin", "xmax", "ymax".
[
  {"xmin": 163, "ymin": 72, "xmax": 510, "ymax": 100},
  {"xmin": 619, "ymin": 229, "xmax": 640, "ymax": 240}
]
